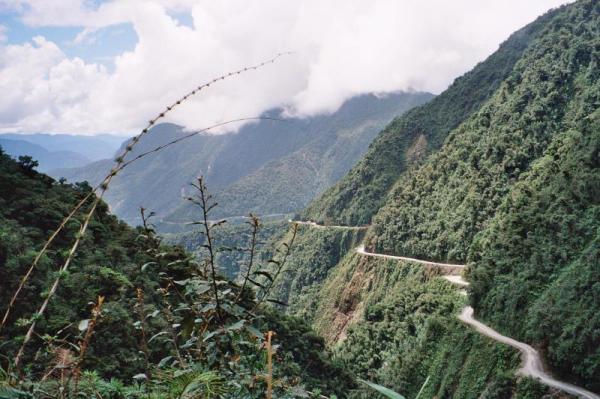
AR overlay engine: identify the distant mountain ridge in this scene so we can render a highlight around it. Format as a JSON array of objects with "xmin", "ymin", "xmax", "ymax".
[
  {"xmin": 0, "ymin": 133, "xmax": 121, "ymax": 160},
  {"xmin": 0, "ymin": 138, "xmax": 91, "ymax": 172},
  {"xmin": 0, "ymin": 133, "xmax": 121, "ymax": 172},
  {"xmin": 52, "ymin": 91, "xmax": 433, "ymax": 227}
]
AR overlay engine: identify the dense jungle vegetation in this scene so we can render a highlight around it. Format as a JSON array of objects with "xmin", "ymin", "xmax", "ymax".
[
  {"xmin": 469, "ymin": 117, "xmax": 600, "ymax": 388},
  {"xmin": 326, "ymin": 255, "xmax": 536, "ymax": 399},
  {"xmin": 0, "ymin": 149, "xmax": 355, "ymax": 398},
  {"xmin": 1, "ymin": 1, "xmax": 598, "ymax": 398},
  {"xmin": 266, "ymin": 225, "xmax": 366, "ymax": 323},
  {"xmin": 364, "ymin": 0, "xmax": 599, "ymax": 390},
  {"xmin": 369, "ymin": 0, "xmax": 599, "ymax": 262},
  {"xmin": 302, "ymin": 4, "xmax": 563, "ymax": 226},
  {"xmin": 273, "ymin": 249, "xmax": 559, "ymax": 399},
  {"xmin": 163, "ymin": 220, "xmax": 288, "ymax": 280},
  {"xmin": 272, "ymin": 1, "xmax": 600, "ymax": 397}
]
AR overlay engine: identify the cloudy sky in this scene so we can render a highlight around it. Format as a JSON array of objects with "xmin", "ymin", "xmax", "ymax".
[{"xmin": 0, "ymin": 0, "xmax": 572, "ymax": 135}]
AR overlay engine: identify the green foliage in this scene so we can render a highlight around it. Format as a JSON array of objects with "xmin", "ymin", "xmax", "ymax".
[
  {"xmin": 163, "ymin": 220, "xmax": 287, "ymax": 280},
  {"xmin": 268, "ymin": 225, "xmax": 366, "ymax": 323},
  {"xmin": 0, "ymin": 149, "xmax": 158, "ymax": 378},
  {"xmin": 303, "ymin": 4, "xmax": 564, "ymax": 226},
  {"xmin": 0, "ymin": 388, "xmax": 32, "ymax": 399},
  {"xmin": 514, "ymin": 378, "xmax": 548, "ymax": 399},
  {"xmin": 256, "ymin": 309, "xmax": 356, "ymax": 397},
  {"xmin": 304, "ymin": 254, "xmax": 522, "ymax": 399},
  {"xmin": 369, "ymin": 0, "xmax": 599, "ymax": 263},
  {"xmin": 229, "ymin": 2, "xmax": 598, "ymax": 398},
  {"xmin": 158, "ymin": 369, "xmax": 228, "ymax": 398},
  {"xmin": 469, "ymin": 124, "xmax": 600, "ymax": 388},
  {"xmin": 0, "ymin": 153, "xmax": 353, "ymax": 397}
]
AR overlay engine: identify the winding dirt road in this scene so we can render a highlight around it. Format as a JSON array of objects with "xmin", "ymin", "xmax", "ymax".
[
  {"xmin": 292, "ymin": 220, "xmax": 599, "ymax": 398},
  {"xmin": 442, "ymin": 275, "xmax": 470, "ymax": 286},
  {"xmin": 357, "ymin": 245, "xmax": 465, "ymax": 269},
  {"xmin": 290, "ymin": 220, "xmax": 369, "ymax": 230},
  {"xmin": 459, "ymin": 306, "xmax": 599, "ymax": 399},
  {"xmin": 443, "ymin": 276, "xmax": 599, "ymax": 399}
]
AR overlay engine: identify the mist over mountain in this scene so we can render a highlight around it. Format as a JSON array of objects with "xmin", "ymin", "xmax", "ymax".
[
  {"xmin": 1, "ymin": 1, "xmax": 598, "ymax": 398},
  {"xmin": 269, "ymin": 1, "xmax": 600, "ymax": 396},
  {"xmin": 0, "ymin": 138, "xmax": 90, "ymax": 172},
  {"xmin": 52, "ymin": 91, "xmax": 433, "ymax": 227}
]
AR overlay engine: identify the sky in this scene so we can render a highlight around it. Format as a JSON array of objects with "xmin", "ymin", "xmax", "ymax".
[{"xmin": 0, "ymin": 0, "xmax": 573, "ymax": 136}]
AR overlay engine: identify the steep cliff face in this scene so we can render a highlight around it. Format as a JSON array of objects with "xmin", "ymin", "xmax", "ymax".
[
  {"xmin": 275, "ymin": 1, "xmax": 600, "ymax": 397},
  {"xmin": 302, "ymin": 5, "xmax": 563, "ymax": 226},
  {"xmin": 365, "ymin": 1, "xmax": 600, "ymax": 389},
  {"xmin": 314, "ymin": 255, "xmax": 524, "ymax": 399}
]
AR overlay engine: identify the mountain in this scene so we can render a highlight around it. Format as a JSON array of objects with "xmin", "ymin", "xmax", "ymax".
[
  {"xmin": 0, "ymin": 137, "xmax": 91, "ymax": 172},
  {"xmin": 0, "ymin": 148, "xmax": 153, "ymax": 377},
  {"xmin": 52, "ymin": 92, "xmax": 433, "ymax": 226},
  {"xmin": 0, "ymin": 133, "xmax": 122, "ymax": 173},
  {"xmin": 0, "ymin": 142, "xmax": 354, "ymax": 397},
  {"xmin": 0, "ymin": 133, "xmax": 122, "ymax": 161},
  {"xmin": 302, "ymin": 9, "xmax": 561, "ymax": 226},
  {"xmin": 365, "ymin": 0, "xmax": 599, "ymax": 388},
  {"xmin": 267, "ymin": 1, "xmax": 599, "ymax": 397}
]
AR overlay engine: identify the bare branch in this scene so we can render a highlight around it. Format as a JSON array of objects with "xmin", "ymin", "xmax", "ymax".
[{"xmin": 235, "ymin": 214, "xmax": 261, "ymax": 304}]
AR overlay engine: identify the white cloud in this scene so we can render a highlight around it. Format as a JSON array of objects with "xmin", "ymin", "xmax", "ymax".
[{"xmin": 0, "ymin": 0, "xmax": 573, "ymax": 135}]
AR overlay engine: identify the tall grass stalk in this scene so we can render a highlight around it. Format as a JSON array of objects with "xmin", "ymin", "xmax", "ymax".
[
  {"xmin": 189, "ymin": 177, "xmax": 224, "ymax": 322},
  {"xmin": 265, "ymin": 331, "xmax": 274, "ymax": 399},
  {"xmin": 72, "ymin": 295, "xmax": 105, "ymax": 392},
  {"xmin": 9, "ymin": 53, "xmax": 290, "ymax": 368}
]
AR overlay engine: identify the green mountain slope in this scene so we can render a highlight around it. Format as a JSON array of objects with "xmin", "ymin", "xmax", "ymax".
[
  {"xmin": 303, "ymin": 6, "xmax": 563, "ymax": 226},
  {"xmin": 163, "ymin": 220, "xmax": 288, "ymax": 280},
  {"xmin": 272, "ymin": 1, "xmax": 599, "ymax": 396},
  {"xmin": 0, "ymin": 146, "xmax": 355, "ymax": 396},
  {"xmin": 369, "ymin": 1, "xmax": 599, "ymax": 263},
  {"xmin": 469, "ymin": 117, "xmax": 600, "ymax": 387},
  {"xmin": 321, "ymin": 255, "xmax": 524, "ymax": 399},
  {"xmin": 366, "ymin": 4, "xmax": 600, "ymax": 389},
  {"xmin": 169, "ymin": 113, "xmax": 399, "ymax": 221},
  {"xmin": 52, "ymin": 92, "xmax": 431, "ymax": 226},
  {"xmin": 0, "ymin": 148, "xmax": 158, "ymax": 376}
]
